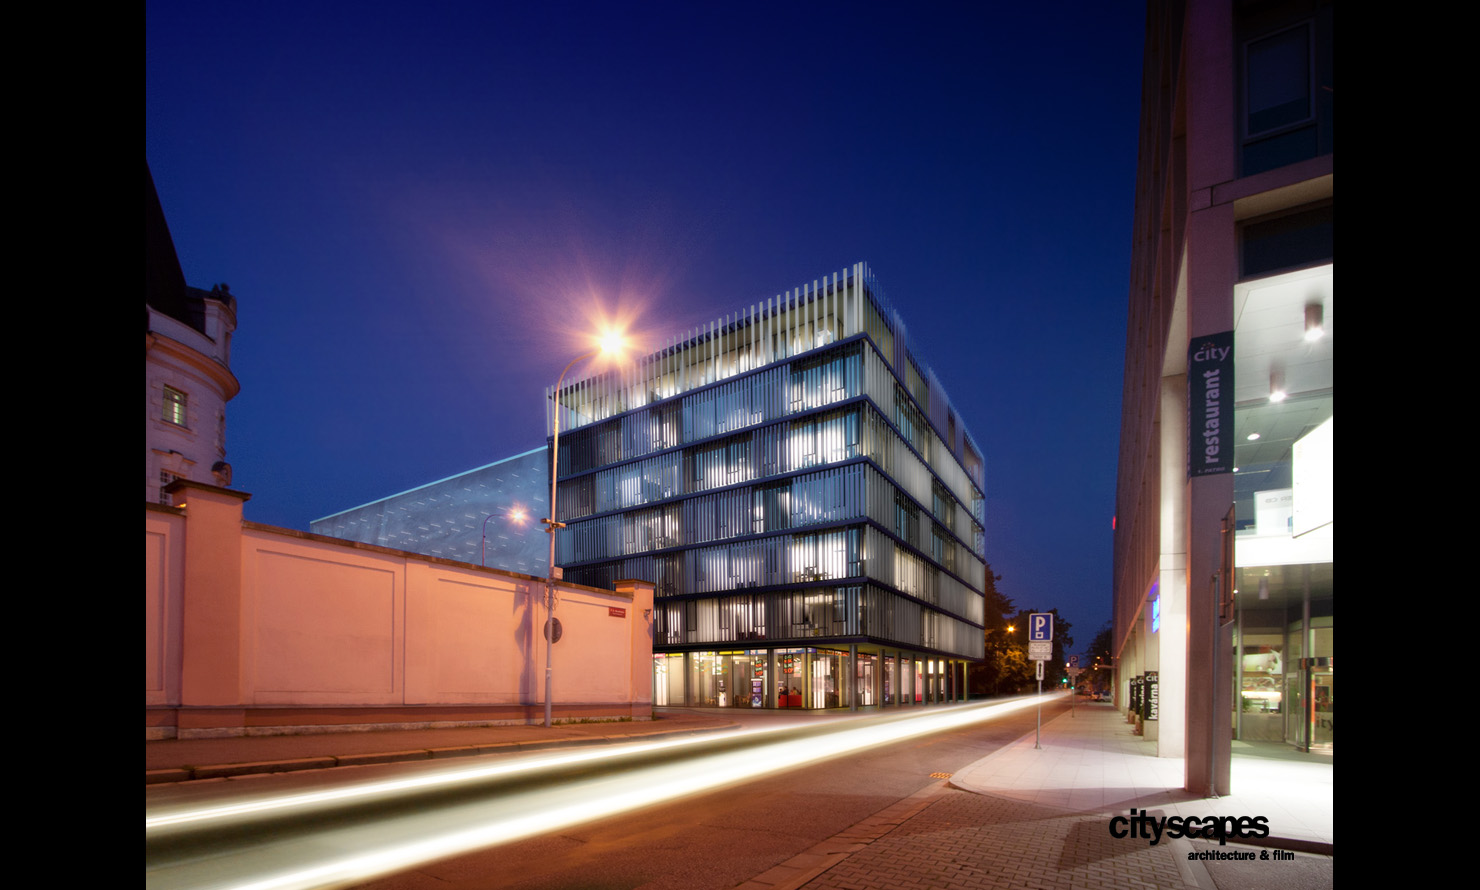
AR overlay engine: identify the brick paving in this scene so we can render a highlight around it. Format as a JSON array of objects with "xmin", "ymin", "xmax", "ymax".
[
  {"xmin": 788, "ymin": 787, "xmax": 1188, "ymax": 890},
  {"xmin": 735, "ymin": 704, "xmax": 1333, "ymax": 890}
]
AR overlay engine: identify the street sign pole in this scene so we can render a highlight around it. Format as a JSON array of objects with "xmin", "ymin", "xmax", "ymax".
[
  {"xmin": 1029, "ymin": 613, "xmax": 1053, "ymax": 750},
  {"xmin": 1068, "ymin": 656, "xmax": 1080, "ymax": 718},
  {"xmin": 1035, "ymin": 659, "xmax": 1044, "ymax": 747}
]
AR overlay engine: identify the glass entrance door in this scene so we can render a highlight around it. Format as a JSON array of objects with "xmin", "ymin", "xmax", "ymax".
[{"xmin": 1307, "ymin": 657, "xmax": 1332, "ymax": 749}]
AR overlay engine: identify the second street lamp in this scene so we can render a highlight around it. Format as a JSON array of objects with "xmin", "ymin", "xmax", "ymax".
[
  {"xmin": 482, "ymin": 506, "xmax": 527, "ymax": 567},
  {"xmin": 542, "ymin": 331, "xmax": 625, "ymax": 727}
]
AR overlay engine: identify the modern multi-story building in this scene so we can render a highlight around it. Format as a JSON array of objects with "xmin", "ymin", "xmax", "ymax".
[
  {"xmin": 147, "ymin": 163, "xmax": 240, "ymax": 503},
  {"xmin": 1112, "ymin": 0, "xmax": 1332, "ymax": 793},
  {"xmin": 550, "ymin": 263, "xmax": 988, "ymax": 710}
]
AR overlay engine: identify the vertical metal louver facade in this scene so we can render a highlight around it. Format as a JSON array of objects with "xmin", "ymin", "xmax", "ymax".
[{"xmin": 551, "ymin": 264, "xmax": 988, "ymax": 677}]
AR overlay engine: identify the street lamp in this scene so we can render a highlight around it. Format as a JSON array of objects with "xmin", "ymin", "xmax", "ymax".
[
  {"xmin": 482, "ymin": 506, "xmax": 528, "ymax": 567},
  {"xmin": 542, "ymin": 331, "xmax": 626, "ymax": 727}
]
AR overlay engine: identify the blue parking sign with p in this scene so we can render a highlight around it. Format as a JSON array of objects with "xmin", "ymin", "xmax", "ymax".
[{"xmin": 1030, "ymin": 613, "xmax": 1053, "ymax": 642}]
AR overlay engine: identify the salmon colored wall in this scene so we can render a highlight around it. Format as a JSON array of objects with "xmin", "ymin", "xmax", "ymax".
[{"xmin": 147, "ymin": 481, "xmax": 654, "ymax": 738}]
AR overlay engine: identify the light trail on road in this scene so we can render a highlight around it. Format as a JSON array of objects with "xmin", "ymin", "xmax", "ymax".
[
  {"xmin": 146, "ymin": 694, "xmax": 1060, "ymax": 890},
  {"xmin": 147, "ymin": 723, "xmax": 798, "ymax": 832}
]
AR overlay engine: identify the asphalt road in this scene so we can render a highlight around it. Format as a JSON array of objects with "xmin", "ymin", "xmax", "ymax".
[
  {"xmin": 146, "ymin": 699, "xmax": 1068, "ymax": 890},
  {"xmin": 357, "ymin": 701, "xmax": 1068, "ymax": 890}
]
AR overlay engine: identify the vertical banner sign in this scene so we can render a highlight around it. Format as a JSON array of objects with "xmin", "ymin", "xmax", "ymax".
[
  {"xmin": 1145, "ymin": 670, "xmax": 1159, "ymax": 721},
  {"xmin": 1188, "ymin": 331, "xmax": 1235, "ymax": 477}
]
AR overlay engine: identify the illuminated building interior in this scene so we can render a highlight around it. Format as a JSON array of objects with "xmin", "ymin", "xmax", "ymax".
[
  {"xmin": 1111, "ymin": 0, "xmax": 1332, "ymax": 784},
  {"xmin": 1231, "ymin": 264, "xmax": 1332, "ymax": 750},
  {"xmin": 555, "ymin": 263, "xmax": 988, "ymax": 708}
]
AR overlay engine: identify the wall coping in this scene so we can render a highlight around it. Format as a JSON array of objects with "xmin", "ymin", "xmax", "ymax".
[{"xmin": 163, "ymin": 478, "xmax": 252, "ymax": 502}]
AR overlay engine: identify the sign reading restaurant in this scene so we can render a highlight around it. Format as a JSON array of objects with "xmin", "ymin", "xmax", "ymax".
[{"xmin": 1188, "ymin": 331, "xmax": 1234, "ymax": 477}]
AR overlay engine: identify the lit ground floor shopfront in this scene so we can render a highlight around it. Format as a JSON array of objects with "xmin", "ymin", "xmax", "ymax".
[
  {"xmin": 1117, "ymin": 509, "xmax": 1333, "ymax": 754},
  {"xmin": 1116, "ymin": 261, "xmax": 1333, "ymax": 759},
  {"xmin": 652, "ymin": 646, "xmax": 971, "ymax": 710},
  {"xmin": 1228, "ymin": 329, "xmax": 1332, "ymax": 751},
  {"xmin": 1233, "ymin": 563, "xmax": 1332, "ymax": 750},
  {"xmin": 1118, "ymin": 565, "xmax": 1332, "ymax": 755}
]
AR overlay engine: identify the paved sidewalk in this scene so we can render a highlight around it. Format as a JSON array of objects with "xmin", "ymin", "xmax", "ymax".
[
  {"xmin": 735, "ymin": 702, "xmax": 1332, "ymax": 890},
  {"xmin": 949, "ymin": 701, "xmax": 1332, "ymax": 850}
]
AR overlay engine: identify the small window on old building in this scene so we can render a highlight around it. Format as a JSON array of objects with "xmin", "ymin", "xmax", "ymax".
[
  {"xmin": 163, "ymin": 386, "xmax": 188, "ymax": 426},
  {"xmin": 159, "ymin": 470, "xmax": 181, "ymax": 504}
]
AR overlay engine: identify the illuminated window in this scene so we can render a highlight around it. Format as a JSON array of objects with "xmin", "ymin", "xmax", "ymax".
[{"xmin": 162, "ymin": 386, "xmax": 188, "ymax": 426}]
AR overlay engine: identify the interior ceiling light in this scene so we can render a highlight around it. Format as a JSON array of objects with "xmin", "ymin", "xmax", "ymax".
[
  {"xmin": 1246, "ymin": 432, "xmax": 1260, "ymax": 441},
  {"xmin": 1269, "ymin": 369, "xmax": 1287, "ymax": 403},
  {"xmin": 1304, "ymin": 302, "xmax": 1325, "ymax": 342}
]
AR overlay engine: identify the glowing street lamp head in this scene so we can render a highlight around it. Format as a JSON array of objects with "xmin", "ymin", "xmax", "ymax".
[
  {"xmin": 598, "ymin": 329, "xmax": 626, "ymax": 357},
  {"xmin": 508, "ymin": 506, "xmax": 528, "ymax": 524}
]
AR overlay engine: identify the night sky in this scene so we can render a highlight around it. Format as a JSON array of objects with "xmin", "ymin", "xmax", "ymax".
[{"xmin": 146, "ymin": 1, "xmax": 1146, "ymax": 651}]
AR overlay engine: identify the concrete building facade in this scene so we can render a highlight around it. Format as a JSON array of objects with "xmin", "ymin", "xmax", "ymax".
[{"xmin": 1111, "ymin": 0, "xmax": 1333, "ymax": 794}]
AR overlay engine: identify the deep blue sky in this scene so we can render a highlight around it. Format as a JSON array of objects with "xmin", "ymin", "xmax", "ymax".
[{"xmin": 146, "ymin": 1, "xmax": 1144, "ymax": 649}]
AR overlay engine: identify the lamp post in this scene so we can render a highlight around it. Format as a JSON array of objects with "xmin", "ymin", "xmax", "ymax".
[
  {"xmin": 542, "ymin": 333, "xmax": 624, "ymax": 727},
  {"xmin": 482, "ymin": 507, "xmax": 527, "ymax": 567}
]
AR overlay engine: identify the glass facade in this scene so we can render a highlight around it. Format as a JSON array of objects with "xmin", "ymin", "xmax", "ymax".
[
  {"xmin": 310, "ymin": 447, "xmax": 551, "ymax": 576},
  {"xmin": 555, "ymin": 263, "xmax": 987, "ymax": 708},
  {"xmin": 1231, "ymin": 263, "xmax": 1332, "ymax": 750}
]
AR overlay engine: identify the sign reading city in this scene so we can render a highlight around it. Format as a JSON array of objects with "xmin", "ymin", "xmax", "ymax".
[{"xmin": 1187, "ymin": 330, "xmax": 1235, "ymax": 477}]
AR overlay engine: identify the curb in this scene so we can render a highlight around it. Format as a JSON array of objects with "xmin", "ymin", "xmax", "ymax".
[{"xmin": 147, "ymin": 723, "xmax": 736, "ymax": 785}]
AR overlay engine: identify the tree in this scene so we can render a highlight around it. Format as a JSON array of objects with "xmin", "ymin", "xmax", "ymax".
[
  {"xmin": 1085, "ymin": 621, "xmax": 1113, "ymax": 695},
  {"xmin": 981, "ymin": 565, "xmax": 1013, "ymax": 627},
  {"xmin": 983, "ymin": 638, "xmax": 1034, "ymax": 696},
  {"xmin": 1007, "ymin": 607, "xmax": 1073, "ymax": 689},
  {"xmin": 968, "ymin": 565, "xmax": 1024, "ymax": 697},
  {"xmin": 1087, "ymin": 622, "xmax": 1112, "ymax": 666},
  {"xmin": 965, "ymin": 573, "xmax": 1084, "ymax": 698}
]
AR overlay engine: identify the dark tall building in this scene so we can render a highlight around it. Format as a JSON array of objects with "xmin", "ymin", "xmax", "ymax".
[
  {"xmin": 1112, "ymin": 0, "xmax": 1333, "ymax": 793},
  {"xmin": 551, "ymin": 263, "xmax": 988, "ymax": 709}
]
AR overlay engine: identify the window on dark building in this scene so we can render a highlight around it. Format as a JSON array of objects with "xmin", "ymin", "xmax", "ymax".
[
  {"xmin": 1240, "ymin": 2, "xmax": 1333, "ymax": 176},
  {"xmin": 1241, "ymin": 202, "xmax": 1333, "ymax": 278}
]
